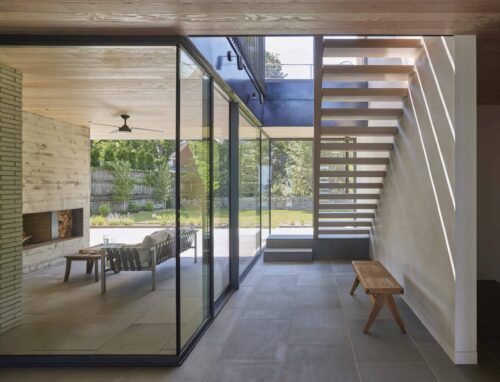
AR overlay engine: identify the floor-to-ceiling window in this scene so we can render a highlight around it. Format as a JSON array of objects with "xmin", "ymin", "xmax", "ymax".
[
  {"xmin": 178, "ymin": 49, "xmax": 211, "ymax": 349},
  {"xmin": 0, "ymin": 38, "xmax": 266, "ymax": 366},
  {"xmin": 261, "ymin": 136, "xmax": 271, "ymax": 244},
  {"xmin": 213, "ymin": 86, "xmax": 230, "ymax": 301},
  {"xmin": 238, "ymin": 113, "xmax": 261, "ymax": 275}
]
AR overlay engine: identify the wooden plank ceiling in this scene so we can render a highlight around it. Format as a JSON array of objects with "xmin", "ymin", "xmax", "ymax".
[
  {"xmin": 0, "ymin": 46, "xmax": 223, "ymax": 140},
  {"xmin": 0, "ymin": 1, "xmax": 499, "ymax": 103}
]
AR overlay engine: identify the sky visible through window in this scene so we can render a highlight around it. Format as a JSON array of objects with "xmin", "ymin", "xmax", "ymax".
[{"xmin": 265, "ymin": 37, "xmax": 313, "ymax": 79}]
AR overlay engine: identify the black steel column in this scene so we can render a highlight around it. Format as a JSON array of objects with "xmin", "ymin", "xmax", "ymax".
[{"xmin": 229, "ymin": 102, "xmax": 240, "ymax": 289}]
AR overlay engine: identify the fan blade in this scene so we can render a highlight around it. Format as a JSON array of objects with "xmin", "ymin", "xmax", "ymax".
[
  {"xmin": 90, "ymin": 122, "xmax": 121, "ymax": 128},
  {"xmin": 130, "ymin": 126, "xmax": 164, "ymax": 133},
  {"xmin": 110, "ymin": 129, "xmax": 121, "ymax": 134}
]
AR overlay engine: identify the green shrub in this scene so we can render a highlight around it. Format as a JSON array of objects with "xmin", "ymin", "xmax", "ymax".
[
  {"xmin": 144, "ymin": 200, "xmax": 154, "ymax": 212},
  {"xmin": 98, "ymin": 204, "xmax": 111, "ymax": 217},
  {"xmin": 107, "ymin": 214, "xmax": 134, "ymax": 226},
  {"xmin": 90, "ymin": 215, "xmax": 106, "ymax": 226},
  {"xmin": 127, "ymin": 201, "xmax": 141, "ymax": 213},
  {"xmin": 155, "ymin": 214, "xmax": 175, "ymax": 226}
]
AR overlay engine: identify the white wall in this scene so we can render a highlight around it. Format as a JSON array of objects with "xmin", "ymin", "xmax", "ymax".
[{"xmin": 370, "ymin": 36, "xmax": 477, "ymax": 364}]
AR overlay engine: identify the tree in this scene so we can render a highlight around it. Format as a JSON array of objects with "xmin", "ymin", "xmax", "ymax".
[
  {"xmin": 90, "ymin": 146, "xmax": 100, "ymax": 168},
  {"xmin": 111, "ymin": 160, "xmax": 135, "ymax": 211},
  {"xmin": 103, "ymin": 144, "xmax": 115, "ymax": 163},
  {"xmin": 265, "ymin": 51, "xmax": 287, "ymax": 79},
  {"xmin": 152, "ymin": 162, "xmax": 174, "ymax": 209}
]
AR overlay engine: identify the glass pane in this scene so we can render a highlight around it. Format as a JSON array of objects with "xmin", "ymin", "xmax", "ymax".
[
  {"xmin": 239, "ymin": 113, "xmax": 261, "ymax": 275},
  {"xmin": 213, "ymin": 87, "xmax": 230, "ymax": 300},
  {"xmin": 270, "ymin": 140, "xmax": 313, "ymax": 234},
  {"xmin": 179, "ymin": 49, "xmax": 210, "ymax": 348},
  {"xmin": 261, "ymin": 138, "xmax": 271, "ymax": 243},
  {"xmin": 0, "ymin": 45, "xmax": 179, "ymax": 357}
]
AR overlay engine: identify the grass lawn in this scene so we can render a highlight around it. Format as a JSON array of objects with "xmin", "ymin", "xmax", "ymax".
[{"xmin": 92, "ymin": 209, "xmax": 312, "ymax": 229}]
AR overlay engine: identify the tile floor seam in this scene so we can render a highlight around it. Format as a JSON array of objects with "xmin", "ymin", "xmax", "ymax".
[
  {"xmin": 406, "ymin": 318, "xmax": 442, "ymax": 382},
  {"xmin": 336, "ymin": 267, "xmax": 363, "ymax": 382}
]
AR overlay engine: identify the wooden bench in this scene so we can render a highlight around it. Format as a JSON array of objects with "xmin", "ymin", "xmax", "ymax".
[{"xmin": 350, "ymin": 260, "xmax": 407, "ymax": 334}]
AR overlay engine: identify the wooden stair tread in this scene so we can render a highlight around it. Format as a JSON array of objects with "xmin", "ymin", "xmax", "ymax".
[
  {"xmin": 318, "ymin": 221, "xmax": 373, "ymax": 227},
  {"xmin": 319, "ymin": 193, "xmax": 380, "ymax": 200},
  {"xmin": 318, "ymin": 229, "xmax": 371, "ymax": 235},
  {"xmin": 318, "ymin": 203, "xmax": 377, "ymax": 209},
  {"xmin": 320, "ymin": 126, "xmax": 398, "ymax": 137},
  {"xmin": 320, "ymin": 183, "xmax": 383, "ymax": 189},
  {"xmin": 322, "ymin": 65, "xmax": 413, "ymax": 81},
  {"xmin": 320, "ymin": 143, "xmax": 394, "ymax": 151},
  {"xmin": 320, "ymin": 157, "xmax": 390, "ymax": 165},
  {"xmin": 322, "ymin": 108, "xmax": 403, "ymax": 120},
  {"xmin": 320, "ymin": 170, "xmax": 386, "ymax": 177},
  {"xmin": 323, "ymin": 38, "xmax": 421, "ymax": 58},
  {"xmin": 322, "ymin": 87, "xmax": 408, "ymax": 102},
  {"xmin": 318, "ymin": 212, "xmax": 375, "ymax": 219}
]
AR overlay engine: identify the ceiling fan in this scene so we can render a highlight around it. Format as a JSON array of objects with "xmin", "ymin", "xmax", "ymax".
[{"xmin": 89, "ymin": 114, "xmax": 163, "ymax": 133}]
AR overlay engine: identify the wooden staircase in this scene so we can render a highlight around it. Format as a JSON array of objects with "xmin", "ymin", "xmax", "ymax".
[{"xmin": 313, "ymin": 37, "xmax": 422, "ymax": 238}]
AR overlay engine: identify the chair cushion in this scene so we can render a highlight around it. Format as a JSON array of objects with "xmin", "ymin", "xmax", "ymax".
[{"xmin": 142, "ymin": 229, "xmax": 171, "ymax": 249}]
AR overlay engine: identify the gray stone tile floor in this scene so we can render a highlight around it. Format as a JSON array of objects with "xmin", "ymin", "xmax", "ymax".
[{"xmin": 1, "ymin": 258, "xmax": 499, "ymax": 381}]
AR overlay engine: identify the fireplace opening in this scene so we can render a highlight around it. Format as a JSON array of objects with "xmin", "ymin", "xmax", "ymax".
[{"xmin": 23, "ymin": 208, "xmax": 83, "ymax": 247}]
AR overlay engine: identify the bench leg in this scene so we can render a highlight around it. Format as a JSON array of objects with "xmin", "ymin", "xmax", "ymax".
[
  {"xmin": 386, "ymin": 295, "xmax": 407, "ymax": 334},
  {"xmin": 364, "ymin": 294, "xmax": 385, "ymax": 333},
  {"xmin": 64, "ymin": 258, "xmax": 72, "ymax": 282},
  {"xmin": 350, "ymin": 276, "xmax": 360, "ymax": 295},
  {"xmin": 94, "ymin": 259, "xmax": 99, "ymax": 282}
]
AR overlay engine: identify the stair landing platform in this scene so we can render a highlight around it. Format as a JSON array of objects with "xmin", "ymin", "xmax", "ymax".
[{"xmin": 264, "ymin": 233, "xmax": 369, "ymax": 262}]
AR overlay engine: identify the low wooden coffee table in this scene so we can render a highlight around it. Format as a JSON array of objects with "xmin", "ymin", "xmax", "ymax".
[{"xmin": 64, "ymin": 243, "xmax": 124, "ymax": 283}]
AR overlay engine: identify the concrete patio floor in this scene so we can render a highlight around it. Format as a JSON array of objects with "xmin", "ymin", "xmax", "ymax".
[{"xmin": 1, "ymin": 258, "xmax": 499, "ymax": 381}]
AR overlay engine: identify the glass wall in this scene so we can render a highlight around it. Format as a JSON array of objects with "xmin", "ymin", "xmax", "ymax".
[
  {"xmin": 213, "ymin": 86, "xmax": 230, "ymax": 300},
  {"xmin": 238, "ymin": 113, "xmax": 261, "ymax": 275},
  {"xmin": 261, "ymin": 137, "xmax": 271, "ymax": 244},
  {"xmin": 178, "ymin": 49, "xmax": 210, "ymax": 348},
  {"xmin": 0, "ymin": 39, "xmax": 269, "ymax": 365}
]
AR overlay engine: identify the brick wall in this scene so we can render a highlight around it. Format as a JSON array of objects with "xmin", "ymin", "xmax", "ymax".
[{"xmin": 0, "ymin": 64, "xmax": 22, "ymax": 334}]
